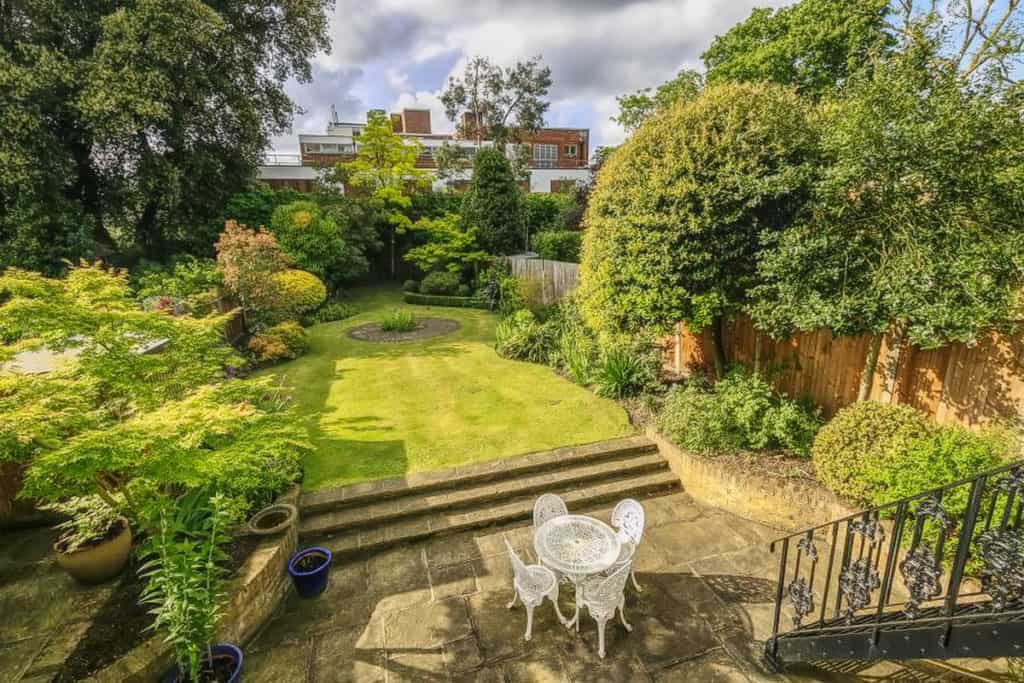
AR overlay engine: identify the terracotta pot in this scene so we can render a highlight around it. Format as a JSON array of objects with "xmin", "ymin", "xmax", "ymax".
[{"xmin": 55, "ymin": 518, "xmax": 132, "ymax": 584}]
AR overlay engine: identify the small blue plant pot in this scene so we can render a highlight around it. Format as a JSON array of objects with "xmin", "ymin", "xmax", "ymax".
[
  {"xmin": 288, "ymin": 546, "xmax": 332, "ymax": 598},
  {"xmin": 161, "ymin": 643, "xmax": 243, "ymax": 683}
]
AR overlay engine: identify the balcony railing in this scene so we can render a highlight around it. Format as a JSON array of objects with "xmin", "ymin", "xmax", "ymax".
[{"xmin": 260, "ymin": 153, "xmax": 302, "ymax": 166}]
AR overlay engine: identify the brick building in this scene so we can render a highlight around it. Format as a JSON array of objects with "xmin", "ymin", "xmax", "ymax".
[{"xmin": 259, "ymin": 108, "xmax": 592, "ymax": 194}]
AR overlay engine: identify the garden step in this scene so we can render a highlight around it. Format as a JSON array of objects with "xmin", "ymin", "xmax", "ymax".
[
  {"xmin": 299, "ymin": 451, "xmax": 669, "ymax": 538},
  {"xmin": 312, "ymin": 469, "xmax": 681, "ymax": 560},
  {"xmin": 300, "ymin": 435, "xmax": 657, "ymax": 515}
]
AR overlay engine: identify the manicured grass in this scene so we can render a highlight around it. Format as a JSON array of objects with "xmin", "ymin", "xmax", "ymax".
[{"xmin": 262, "ymin": 286, "xmax": 633, "ymax": 490}]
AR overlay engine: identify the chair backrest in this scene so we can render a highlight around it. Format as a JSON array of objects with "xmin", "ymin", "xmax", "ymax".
[
  {"xmin": 588, "ymin": 561, "xmax": 632, "ymax": 606},
  {"xmin": 505, "ymin": 538, "xmax": 529, "ymax": 584},
  {"xmin": 611, "ymin": 498, "xmax": 645, "ymax": 545},
  {"xmin": 533, "ymin": 493, "xmax": 568, "ymax": 529}
]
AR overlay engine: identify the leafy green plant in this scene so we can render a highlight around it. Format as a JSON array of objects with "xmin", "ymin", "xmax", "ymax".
[
  {"xmin": 460, "ymin": 149, "xmax": 525, "ymax": 255},
  {"xmin": 420, "ymin": 271, "xmax": 461, "ymax": 296},
  {"xmin": 495, "ymin": 310, "xmax": 557, "ymax": 363},
  {"xmin": 46, "ymin": 495, "xmax": 125, "ymax": 553},
  {"xmin": 141, "ymin": 492, "xmax": 242, "ymax": 681},
  {"xmin": 269, "ymin": 200, "xmax": 375, "ymax": 289},
  {"xmin": 303, "ymin": 300, "xmax": 356, "ymax": 326},
  {"xmin": 248, "ymin": 321, "xmax": 309, "ymax": 362},
  {"xmin": 658, "ymin": 380, "xmax": 737, "ymax": 454},
  {"xmin": 134, "ymin": 256, "xmax": 222, "ymax": 316},
  {"xmin": 532, "ymin": 231, "xmax": 582, "ymax": 263},
  {"xmin": 811, "ymin": 401, "xmax": 931, "ymax": 502},
  {"xmin": 593, "ymin": 345, "xmax": 656, "ymax": 399},
  {"xmin": 524, "ymin": 193, "xmax": 573, "ymax": 235},
  {"xmin": 268, "ymin": 269, "xmax": 327, "ymax": 325},
  {"xmin": 379, "ymin": 308, "xmax": 417, "ymax": 333},
  {"xmin": 402, "ymin": 279, "xmax": 419, "ymax": 293}
]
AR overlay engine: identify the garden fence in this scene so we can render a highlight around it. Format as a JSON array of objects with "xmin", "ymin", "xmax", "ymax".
[
  {"xmin": 664, "ymin": 315, "xmax": 1024, "ymax": 428},
  {"xmin": 504, "ymin": 255, "xmax": 579, "ymax": 305}
]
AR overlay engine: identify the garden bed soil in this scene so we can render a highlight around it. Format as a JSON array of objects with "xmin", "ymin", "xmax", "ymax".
[
  {"xmin": 347, "ymin": 317, "xmax": 459, "ymax": 342},
  {"xmin": 293, "ymin": 550, "xmax": 328, "ymax": 572},
  {"xmin": 53, "ymin": 534, "xmax": 260, "ymax": 682}
]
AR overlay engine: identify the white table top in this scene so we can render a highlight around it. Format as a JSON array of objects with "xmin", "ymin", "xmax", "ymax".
[{"xmin": 534, "ymin": 514, "xmax": 622, "ymax": 577}]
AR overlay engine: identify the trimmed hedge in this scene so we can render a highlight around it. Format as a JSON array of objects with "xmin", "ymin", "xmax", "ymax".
[{"xmin": 403, "ymin": 292, "xmax": 491, "ymax": 309}]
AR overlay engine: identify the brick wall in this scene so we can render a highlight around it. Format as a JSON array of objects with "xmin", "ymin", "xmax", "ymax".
[
  {"xmin": 522, "ymin": 129, "xmax": 588, "ymax": 169},
  {"xmin": 401, "ymin": 109, "xmax": 431, "ymax": 134}
]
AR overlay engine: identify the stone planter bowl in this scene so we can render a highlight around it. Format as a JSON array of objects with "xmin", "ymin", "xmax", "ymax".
[
  {"xmin": 55, "ymin": 518, "xmax": 132, "ymax": 584},
  {"xmin": 247, "ymin": 503, "xmax": 298, "ymax": 536}
]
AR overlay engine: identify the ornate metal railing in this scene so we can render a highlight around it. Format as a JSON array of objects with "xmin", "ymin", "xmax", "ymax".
[{"xmin": 765, "ymin": 459, "xmax": 1024, "ymax": 666}]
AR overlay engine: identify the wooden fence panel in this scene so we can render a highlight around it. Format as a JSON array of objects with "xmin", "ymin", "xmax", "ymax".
[
  {"xmin": 505, "ymin": 256, "xmax": 579, "ymax": 304},
  {"xmin": 667, "ymin": 315, "xmax": 1024, "ymax": 428}
]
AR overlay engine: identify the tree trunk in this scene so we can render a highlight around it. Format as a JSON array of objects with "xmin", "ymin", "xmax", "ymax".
[
  {"xmin": 879, "ymin": 323, "xmax": 907, "ymax": 404},
  {"xmin": 857, "ymin": 332, "xmax": 883, "ymax": 401},
  {"xmin": 709, "ymin": 316, "xmax": 727, "ymax": 380}
]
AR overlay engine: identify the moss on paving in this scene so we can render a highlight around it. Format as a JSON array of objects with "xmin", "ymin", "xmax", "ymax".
[{"xmin": 263, "ymin": 286, "xmax": 633, "ymax": 490}]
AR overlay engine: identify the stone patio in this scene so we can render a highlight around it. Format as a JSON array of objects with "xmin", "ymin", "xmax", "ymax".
[{"xmin": 243, "ymin": 491, "xmax": 1003, "ymax": 682}]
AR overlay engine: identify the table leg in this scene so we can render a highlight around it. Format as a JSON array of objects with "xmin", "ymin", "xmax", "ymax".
[{"xmin": 563, "ymin": 575, "xmax": 582, "ymax": 630}]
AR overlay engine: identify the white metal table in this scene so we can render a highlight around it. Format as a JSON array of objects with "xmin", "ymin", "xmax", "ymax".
[{"xmin": 534, "ymin": 514, "xmax": 622, "ymax": 630}]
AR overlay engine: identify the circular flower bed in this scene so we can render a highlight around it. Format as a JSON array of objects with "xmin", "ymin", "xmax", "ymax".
[{"xmin": 347, "ymin": 318, "xmax": 460, "ymax": 342}]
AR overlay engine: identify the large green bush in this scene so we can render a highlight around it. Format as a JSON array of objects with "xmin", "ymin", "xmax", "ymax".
[
  {"xmin": 524, "ymin": 193, "xmax": 573, "ymax": 235},
  {"xmin": 533, "ymin": 231, "xmax": 582, "ymax": 262},
  {"xmin": 461, "ymin": 149, "xmax": 524, "ymax": 255},
  {"xmin": 247, "ymin": 321, "xmax": 309, "ymax": 362},
  {"xmin": 659, "ymin": 369, "xmax": 822, "ymax": 457},
  {"xmin": 495, "ymin": 310, "xmax": 558, "ymax": 363},
  {"xmin": 269, "ymin": 200, "xmax": 375, "ymax": 289},
  {"xmin": 269, "ymin": 269, "xmax": 327, "ymax": 323},
  {"xmin": 811, "ymin": 401, "xmax": 931, "ymax": 501},
  {"xmin": 420, "ymin": 270, "xmax": 461, "ymax": 295}
]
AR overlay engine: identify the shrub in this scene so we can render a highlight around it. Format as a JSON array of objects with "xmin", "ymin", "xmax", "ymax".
[
  {"xmin": 456, "ymin": 283, "xmax": 472, "ymax": 297},
  {"xmin": 553, "ymin": 299, "xmax": 599, "ymax": 385},
  {"xmin": 269, "ymin": 269, "xmax": 327, "ymax": 323},
  {"xmin": 420, "ymin": 271, "xmax": 461, "ymax": 295},
  {"xmin": 134, "ymin": 256, "xmax": 222, "ymax": 316},
  {"xmin": 524, "ymin": 193, "xmax": 573, "ymax": 235},
  {"xmin": 269, "ymin": 200, "xmax": 375, "ymax": 288},
  {"xmin": 248, "ymin": 321, "xmax": 309, "ymax": 362},
  {"xmin": 499, "ymin": 274, "xmax": 544, "ymax": 316},
  {"xmin": 461, "ymin": 148, "xmax": 524, "ymax": 255},
  {"xmin": 811, "ymin": 401, "xmax": 931, "ymax": 502},
  {"xmin": 658, "ymin": 369, "xmax": 822, "ymax": 456},
  {"xmin": 402, "ymin": 279, "xmax": 419, "ymax": 292},
  {"xmin": 303, "ymin": 300, "xmax": 356, "ymax": 325},
  {"xmin": 404, "ymin": 292, "xmax": 490, "ymax": 309},
  {"xmin": 593, "ymin": 345, "xmax": 656, "ymax": 399},
  {"xmin": 495, "ymin": 310, "xmax": 558, "ymax": 363},
  {"xmin": 215, "ymin": 221, "xmax": 289, "ymax": 328},
  {"xmin": 380, "ymin": 308, "xmax": 417, "ymax": 333},
  {"xmin": 532, "ymin": 231, "xmax": 582, "ymax": 262}
]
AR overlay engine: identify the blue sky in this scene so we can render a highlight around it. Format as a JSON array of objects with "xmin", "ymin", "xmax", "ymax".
[{"xmin": 272, "ymin": 0, "xmax": 792, "ymax": 154}]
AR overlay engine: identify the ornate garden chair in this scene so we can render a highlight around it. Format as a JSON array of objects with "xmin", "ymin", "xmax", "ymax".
[
  {"xmin": 533, "ymin": 493, "xmax": 568, "ymax": 529},
  {"xmin": 505, "ymin": 539, "xmax": 565, "ymax": 640},
  {"xmin": 610, "ymin": 498, "xmax": 645, "ymax": 592},
  {"xmin": 578, "ymin": 561, "xmax": 633, "ymax": 658}
]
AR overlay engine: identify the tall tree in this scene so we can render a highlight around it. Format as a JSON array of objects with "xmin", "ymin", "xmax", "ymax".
[
  {"xmin": 0, "ymin": 0, "xmax": 331, "ymax": 270},
  {"xmin": 578, "ymin": 82, "xmax": 819, "ymax": 378},
  {"xmin": 461, "ymin": 149, "xmax": 525, "ymax": 255},
  {"xmin": 328, "ymin": 112, "xmax": 430, "ymax": 278},
  {"xmin": 614, "ymin": 69, "xmax": 704, "ymax": 134},
  {"xmin": 441, "ymin": 55, "xmax": 552, "ymax": 146},
  {"xmin": 750, "ymin": 49, "xmax": 1024, "ymax": 399},
  {"xmin": 702, "ymin": 0, "xmax": 892, "ymax": 97}
]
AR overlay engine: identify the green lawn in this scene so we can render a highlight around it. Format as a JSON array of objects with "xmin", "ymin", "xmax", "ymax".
[{"xmin": 263, "ymin": 286, "xmax": 632, "ymax": 490}]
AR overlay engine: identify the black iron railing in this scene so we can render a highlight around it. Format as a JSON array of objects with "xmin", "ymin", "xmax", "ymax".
[{"xmin": 765, "ymin": 459, "xmax": 1024, "ymax": 666}]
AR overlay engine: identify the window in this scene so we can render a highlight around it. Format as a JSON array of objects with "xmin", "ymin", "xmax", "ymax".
[
  {"xmin": 565, "ymin": 144, "xmax": 578, "ymax": 158},
  {"xmin": 352, "ymin": 128, "xmax": 361, "ymax": 137},
  {"xmin": 533, "ymin": 143, "xmax": 557, "ymax": 168},
  {"xmin": 303, "ymin": 143, "xmax": 320, "ymax": 153}
]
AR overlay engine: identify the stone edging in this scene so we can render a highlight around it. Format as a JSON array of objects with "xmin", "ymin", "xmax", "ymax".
[
  {"xmin": 645, "ymin": 426, "xmax": 858, "ymax": 533},
  {"xmin": 93, "ymin": 484, "xmax": 302, "ymax": 682}
]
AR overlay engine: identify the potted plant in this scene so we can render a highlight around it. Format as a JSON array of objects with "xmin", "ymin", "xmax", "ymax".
[
  {"xmin": 47, "ymin": 496, "xmax": 132, "ymax": 584},
  {"xmin": 288, "ymin": 546, "xmax": 332, "ymax": 598},
  {"xmin": 144, "ymin": 492, "xmax": 244, "ymax": 683}
]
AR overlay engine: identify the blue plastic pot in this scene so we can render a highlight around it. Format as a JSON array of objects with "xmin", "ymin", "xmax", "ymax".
[
  {"xmin": 161, "ymin": 643, "xmax": 243, "ymax": 683},
  {"xmin": 288, "ymin": 546, "xmax": 332, "ymax": 598}
]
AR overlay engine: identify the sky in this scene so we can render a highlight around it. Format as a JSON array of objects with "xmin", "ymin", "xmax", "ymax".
[{"xmin": 272, "ymin": 0, "xmax": 793, "ymax": 155}]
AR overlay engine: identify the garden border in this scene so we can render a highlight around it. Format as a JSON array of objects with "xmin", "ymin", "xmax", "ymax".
[
  {"xmin": 403, "ymin": 292, "xmax": 492, "ymax": 309},
  {"xmin": 645, "ymin": 426, "xmax": 858, "ymax": 532},
  {"xmin": 92, "ymin": 485, "xmax": 302, "ymax": 682}
]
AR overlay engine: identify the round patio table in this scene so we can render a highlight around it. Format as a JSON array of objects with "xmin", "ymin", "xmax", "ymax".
[{"xmin": 534, "ymin": 514, "xmax": 621, "ymax": 630}]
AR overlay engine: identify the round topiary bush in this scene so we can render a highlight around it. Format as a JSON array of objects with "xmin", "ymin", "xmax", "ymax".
[
  {"xmin": 456, "ymin": 283, "xmax": 472, "ymax": 298},
  {"xmin": 811, "ymin": 401, "xmax": 931, "ymax": 503},
  {"xmin": 420, "ymin": 271, "xmax": 460, "ymax": 296},
  {"xmin": 402, "ymin": 279, "xmax": 419, "ymax": 293},
  {"xmin": 271, "ymin": 269, "xmax": 327, "ymax": 321}
]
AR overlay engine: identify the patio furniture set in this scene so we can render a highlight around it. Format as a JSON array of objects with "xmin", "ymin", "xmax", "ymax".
[{"xmin": 505, "ymin": 494, "xmax": 646, "ymax": 658}]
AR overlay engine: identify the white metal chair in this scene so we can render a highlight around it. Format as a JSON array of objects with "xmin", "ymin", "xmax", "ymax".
[
  {"xmin": 505, "ymin": 539, "xmax": 566, "ymax": 640},
  {"xmin": 533, "ymin": 493, "xmax": 568, "ymax": 529},
  {"xmin": 578, "ymin": 562, "xmax": 633, "ymax": 658},
  {"xmin": 610, "ymin": 498, "xmax": 645, "ymax": 592}
]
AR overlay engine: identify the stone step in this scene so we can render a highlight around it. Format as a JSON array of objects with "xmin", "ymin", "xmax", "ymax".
[
  {"xmin": 300, "ymin": 451, "xmax": 669, "ymax": 538},
  {"xmin": 300, "ymin": 435, "xmax": 657, "ymax": 515},
  {"xmin": 314, "ymin": 469, "xmax": 681, "ymax": 560}
]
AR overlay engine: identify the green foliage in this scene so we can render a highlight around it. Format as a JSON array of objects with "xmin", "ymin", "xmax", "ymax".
[
  {"xmin": 248, "ymin": 321, "xmax": 309, "ymax": 363},
  {"xmin": 811, "ymin": 401, "xmax": 931, "ymax": 502},
  {"xmin": 751, "ymin": 53, "xmax": 1024, "ymax": 348},
  {"xmin": 402, "ymin": 279, "xmax": 419, "ymax": 293},
  {"xmin": 593, "ymin": 345, "xmax": 657, "ymax": 400},
  {"xmin": 46, "ymin": 495, "xmax": 124, "ymax": 553},
  {"xmin": 579, "ymin": 82, "xmax": 819, "ymax": 350},
  {"xmin": 403, "ymin": 292, "xmax": 490, "ymax": 309},
  {"xmin": 140, "ymin": 492, "xmax": 241, "ymax": 680},
  {"xmin": 456, "ymin": 284, "xmax": 472, "ymax": 297},
  {"xmin": 268, "ymin": 269, "xmax": 327, "ymax": 324},
  {"xmin": 303, "ymin": 300, "xmax": 357, "ymax": 326},
  {"xmin": 614, "ymin": 69, "xmax": 704, "ymax": 133},
  {"xmin": 134, "ymin": 256, "xmax": 221, "ymax": 316},
  {"xmin": 269, "ymin": 200, "xmax": 375, "ymax": 289},
  {"xmin": 0, "ymin": 0, "xmax": 331, "ymax": 265},
  {"xmin": 523, "ymin": 193, "xmax": 573, "ymax": 235},
  {"xmin": 498, "ymin": 275, "xmax": 544, "ymax": 317},
  {"xmin": 658, "ymin": 370, "xmax": 822, "ymax": 456},
  {"xmin": 494, "ymin": 310, "xmax": 558, "ymax": 364},
  {"xmin": 532, "ymin": 231, "xmax": 582, "ymax": 262},
  {"xmin": 379, "ymin": 308, "xmax": 417, "ymax": 333},
  {"xmin": 702, "ymin": 0, "xmax": 891, "ymax": 98},
  {"xmin": 405, "ymin": 213, "xmax": 490, "ymax": 275},
  {"xmin": 551, "ymin": 295, "xmax": 599, "ymax": 385},
  {"xmin": 420, "ymin": 271, "xmax": 461, "ymax": 296},
  {"xmin": 461, "ymin": 149, "xmax": 525, "ymax": 255},
  {"xmin": 222, "ymin": 186, "xmax": 304, "ymax": 231},
  {"xmin": 215, "ymin": 221, "xmax": 290, "ymax": 330}
]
